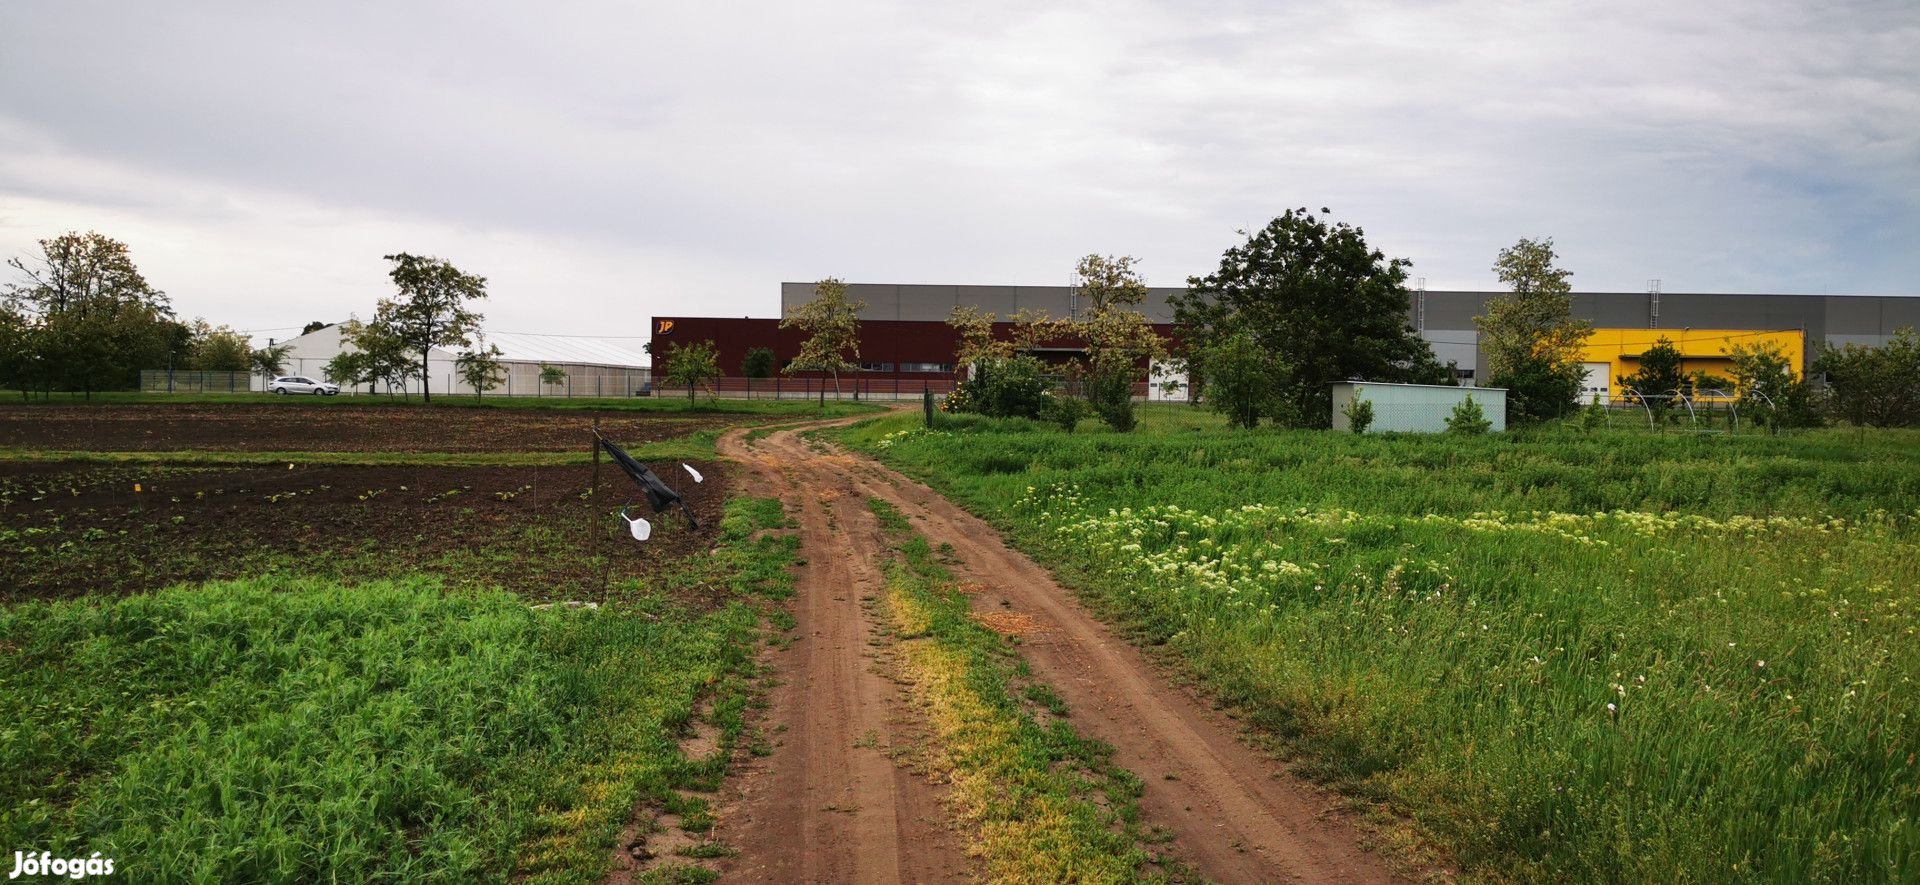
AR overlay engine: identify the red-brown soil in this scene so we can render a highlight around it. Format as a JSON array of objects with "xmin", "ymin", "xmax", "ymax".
[
  {"xmin": 0, "ymin": 459, "xmax": 725, "ymax": 603},
  {"xmin": 712, "ymin": 420, "xmax": 1402, "ymax": 884},
  {"xmin": 0, "ymin": 404, "xmax": 741, "ymax": 452}
]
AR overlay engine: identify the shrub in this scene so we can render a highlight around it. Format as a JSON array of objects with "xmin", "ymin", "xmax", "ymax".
[
  {"xmin": 1340, "ymin": 391, "xmax": 1374, "ymax": 434},
  {"xmin": 1042, "ymin": 393, "xmax": 1086, "ymax": 433},
  {"xmin": 1492, "ymin": 351, "xmax": 1583, "ymax": 425},
  {"xmin": 958, "ymin": 356, "xmax": 1053, "ymax": 420},
  {"xmin": 1812, "ymin": 327, "xmax": 1919, "ymax": 428},
  {"xmin": 1083, "ymin": 368, "xmax": 1137, "ymax": 432},
  {"xmin": 1579, "ymin": 395, "xmax": 1607, "ymax": 433},
  {"xmin": 1446, "ymin": 395, "xmax": 1492, "ymax": 434}
]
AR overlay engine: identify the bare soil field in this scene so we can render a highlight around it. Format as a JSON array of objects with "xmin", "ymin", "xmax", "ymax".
[
  {"xmin": 0, "ymin": 459, "xmax": 726, "ymax": 602},
  {"xmin": 0, "ymin": 404, "xmax": 741, "ymax": 452}
]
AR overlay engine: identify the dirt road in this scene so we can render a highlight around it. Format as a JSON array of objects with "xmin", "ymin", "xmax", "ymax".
[{"xmin": 713, "ymin": 419, "xmax": 1399, "ymax": 884}]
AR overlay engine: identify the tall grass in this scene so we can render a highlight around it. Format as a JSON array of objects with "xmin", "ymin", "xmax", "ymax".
[{"xmin": 841, "ymin": 408, "xmax": 1920, "ymax": 883}]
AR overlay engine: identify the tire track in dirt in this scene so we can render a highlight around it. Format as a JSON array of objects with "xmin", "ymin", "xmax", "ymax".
[
  {"xmin": 719, "ymin": 418, "xmax": 1404, "ymax": 884},
  {"xmin": 713, "ymin": 427, "xmax": 969, "ymax": 884}
]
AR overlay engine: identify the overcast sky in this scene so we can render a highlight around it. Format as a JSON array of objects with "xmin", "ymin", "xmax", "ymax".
[{"xmin": 2, "ymin": 0, "xmax": 1916, "ymax": 342}]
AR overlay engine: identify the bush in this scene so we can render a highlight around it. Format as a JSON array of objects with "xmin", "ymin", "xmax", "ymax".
[
  {"xmin": 1446, "ymin": 395, "xmax": 1492, "ymax": 434},
  {"xmin": 956, "ymin": 356, "xmax": 1053, "ymax": 420},
  {"xmin": 1084, "ymin": 368, "xmax": 1137, "ymax": 432},
  {"xmin": 1812, "ymin": 328, "xmax": 1919, "ymax": 428},
  {"xmin": 1579, "ymin": 395, "xmax": 1607, "ymax": 433},
  {"xmin": 1340, "ymin": 392, "xmax": 1374, "ymax": 434},
  {"xmin": 1042, "ymin": 393, "xmax": 1086, "ymax": 433},
  {"xmin": 1491, "ymin": 352, "xmax": 1583, "ymax": 425}
]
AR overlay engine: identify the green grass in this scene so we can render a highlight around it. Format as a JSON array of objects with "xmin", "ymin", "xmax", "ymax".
[
  {"xmin": 0, "ymin": 496, "xmax": 798, "ymax": 884},
  {"xmin": 867, "ymin": 498, "xmax": 1166, "ymax": 882},
  {"xmin": 841, "ymin": 406, "xmax": 1920, "ymax": 883},
  {"xmin": 0, "ymin": 390, "xmax": 886, "ymax": 418}
]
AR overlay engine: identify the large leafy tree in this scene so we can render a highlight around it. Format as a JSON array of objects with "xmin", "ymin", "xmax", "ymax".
[
  {"xmin": 372, "ymin": 253, "xmax": 487, "ymax": 402},
  {"xmin": 3, "ymin": 231, "xmax": 178, "ymax": 396},
  {"xmin": 780, "ymin": 277, "xmax": 866, "ymax": 399},
  {"xmin": 662, "ymin": 339, "xmax": 723, "ymax": 405},
  {"xmin": 1476, "ymin": 237, "xmax": 1592, "ymax": 425},
  {"xmin": 1171, "ymin": 208, "xmax": 1446, "ymax": 428}
]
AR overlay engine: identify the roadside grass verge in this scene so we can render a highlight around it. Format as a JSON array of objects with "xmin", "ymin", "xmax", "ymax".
[
  {"xmin": 0, "ymin": 390, "xmax": 886, "ymax": 418},
  {"xmin": 868, "ymin": 498, "xmax": 1168, "ymax": 882},
  {"xmin": 841, "ymin": 411, "xmax": 1920, "ymax": 883},
  {"xmin": 0, "ymin": 496, "xmax": 797, "ymax": 884}
]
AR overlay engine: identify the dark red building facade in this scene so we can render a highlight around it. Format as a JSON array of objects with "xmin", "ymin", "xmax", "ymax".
[{"xmin": 649, "ymin": 316, "xmax": 1178, "ymax": 386}]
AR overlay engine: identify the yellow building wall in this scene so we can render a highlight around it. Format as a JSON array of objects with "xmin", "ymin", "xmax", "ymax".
[{"xmin": 1579, "ymin": 328, "xmax": 1805, "ymax": 397}]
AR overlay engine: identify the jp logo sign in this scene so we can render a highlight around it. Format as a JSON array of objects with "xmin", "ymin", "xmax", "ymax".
[{"xmin": 656, "ymin": 320, "xmax": 674, "ymax": 335}]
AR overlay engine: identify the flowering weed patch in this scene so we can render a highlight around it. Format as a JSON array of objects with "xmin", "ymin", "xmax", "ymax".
[{"xmin": 842, "ymin": 409, "xmax": 1920, "ymax": 882}]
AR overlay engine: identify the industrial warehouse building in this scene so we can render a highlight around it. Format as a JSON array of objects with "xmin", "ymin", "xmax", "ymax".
[
  {"xmin": 651, "ymin": 283, "xmax": 1920, "ymax": 402},
  {"xmin": 255, "ymin": 323, "xmax": 653, "ymax": 397}
]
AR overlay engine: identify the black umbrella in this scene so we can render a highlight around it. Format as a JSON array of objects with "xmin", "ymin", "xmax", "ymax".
[{"xmin": 597, "ymin": 435, "xmax": 700, "ymax": 530}]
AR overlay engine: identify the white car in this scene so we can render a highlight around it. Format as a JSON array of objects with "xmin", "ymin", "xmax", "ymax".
[{"xmin": 270, "ymin": 375, "xmax": 339, "ymax": 396}]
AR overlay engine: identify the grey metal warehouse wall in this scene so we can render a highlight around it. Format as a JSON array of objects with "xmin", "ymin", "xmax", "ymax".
[{"xmin": 782, "ymin": 282, "xmax": 1919, "ymax": 380}]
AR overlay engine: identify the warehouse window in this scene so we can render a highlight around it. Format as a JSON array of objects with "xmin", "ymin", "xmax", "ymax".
[
  {"xmin": 858, "ymin": 362, "xmax": 896, "ymax": 372},
  {"xmin": 899, "ymin": 362, "xmax": 955, "ymax": 373}
]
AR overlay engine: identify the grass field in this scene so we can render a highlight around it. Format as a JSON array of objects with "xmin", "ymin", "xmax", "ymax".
[
  {"xmin": 840, "ymin": 406, "xmax": 1920, "ymax": 883},
  {"xmin": 0, "ymin": 496, "xmax": 796, "ymax": 884}
]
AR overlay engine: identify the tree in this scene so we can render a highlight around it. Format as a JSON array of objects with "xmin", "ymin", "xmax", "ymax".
[
  {"xmin": 663, "ymin": 339, "xmax": 723, "ymax": 405},
  {"xmin": 947, "ymin": 305, "xmax": 1013, "ymax": 369},
  {"xmin": 4, "ymin": 231, "xmax": 177, "ymax": 396},
  {"xmin": 0, "ymin": 304, "xmax": 34, "ymax": 397},
  {"xmin": 1476, "ymin": 237, "xmax": 1592, "ymax": 425},
  {"xmin": 186, "ymin": 320, "xmax": 251, "ymax": 372},
  {"xmin": 1617, "ymin": 337, "xmax": 1685, "ymax": 420},
  {"xmin": 5, "ymin": 231, "xmax": 168, "ymax": 317},
  {"xmin": 741, "ymin": 346, "xmax": 776, "ymax": 379},
  {"xmin": 780, "ymin": 277, "xmax": 866, "ymax": 400},
  {"xmin": 251, "ymin": 344, "xmax": 293, "ymax": 386},
  {"xmin": 1814, "ymin": 328, "xmax": 1920, "ymax": 428},
  {"xmin": 1171, "ymin": 208, "xmax": 1447, "ymax": 428},
  {"xmin": 1072, "ymin": 254, "xmax": 1166, "ymax": 432},
  {"xmin": 301, "ymin": 320, "xmax": 329, "ymax": 335},
  {"xmin": 323, "ymin": 349, "xmax": 370, "ymax": 392},
  {"xmin": 1725, "ymin": 340, "xmax": 1819, "ymax": 430},
  {"xmin": 1194, "ymin": 331, "xmax": 1275, "ymax": 429},
  {"xmin": 372, "ymin": 253, "xmax": 487, "ymax": 403},
  {"xmin": 455, "ymin": 341, "xmax": 507, "ymax": 400},
  {"xmin": 539, "ymin": 363, "xmax": 568, "ymax": 393},
  {"xmin": 338, "ymin": 316, "xmax": 415, "ymax": 395}
]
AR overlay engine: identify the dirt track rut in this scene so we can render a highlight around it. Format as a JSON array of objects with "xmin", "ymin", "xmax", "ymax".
[{"xmin": 714, "ymin": 419, "xmax": 1397, "ymax": 884}]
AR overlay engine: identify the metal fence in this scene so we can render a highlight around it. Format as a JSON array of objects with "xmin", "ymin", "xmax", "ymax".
[{"xmin": 140, "ymin": 370, "xmax": 251, "ymax": 393}]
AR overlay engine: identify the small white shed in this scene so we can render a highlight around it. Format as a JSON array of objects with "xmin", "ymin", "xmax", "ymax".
[{"xmin": 1330, "ymin": 381, "xmax": 1507, "ymax": 433}]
